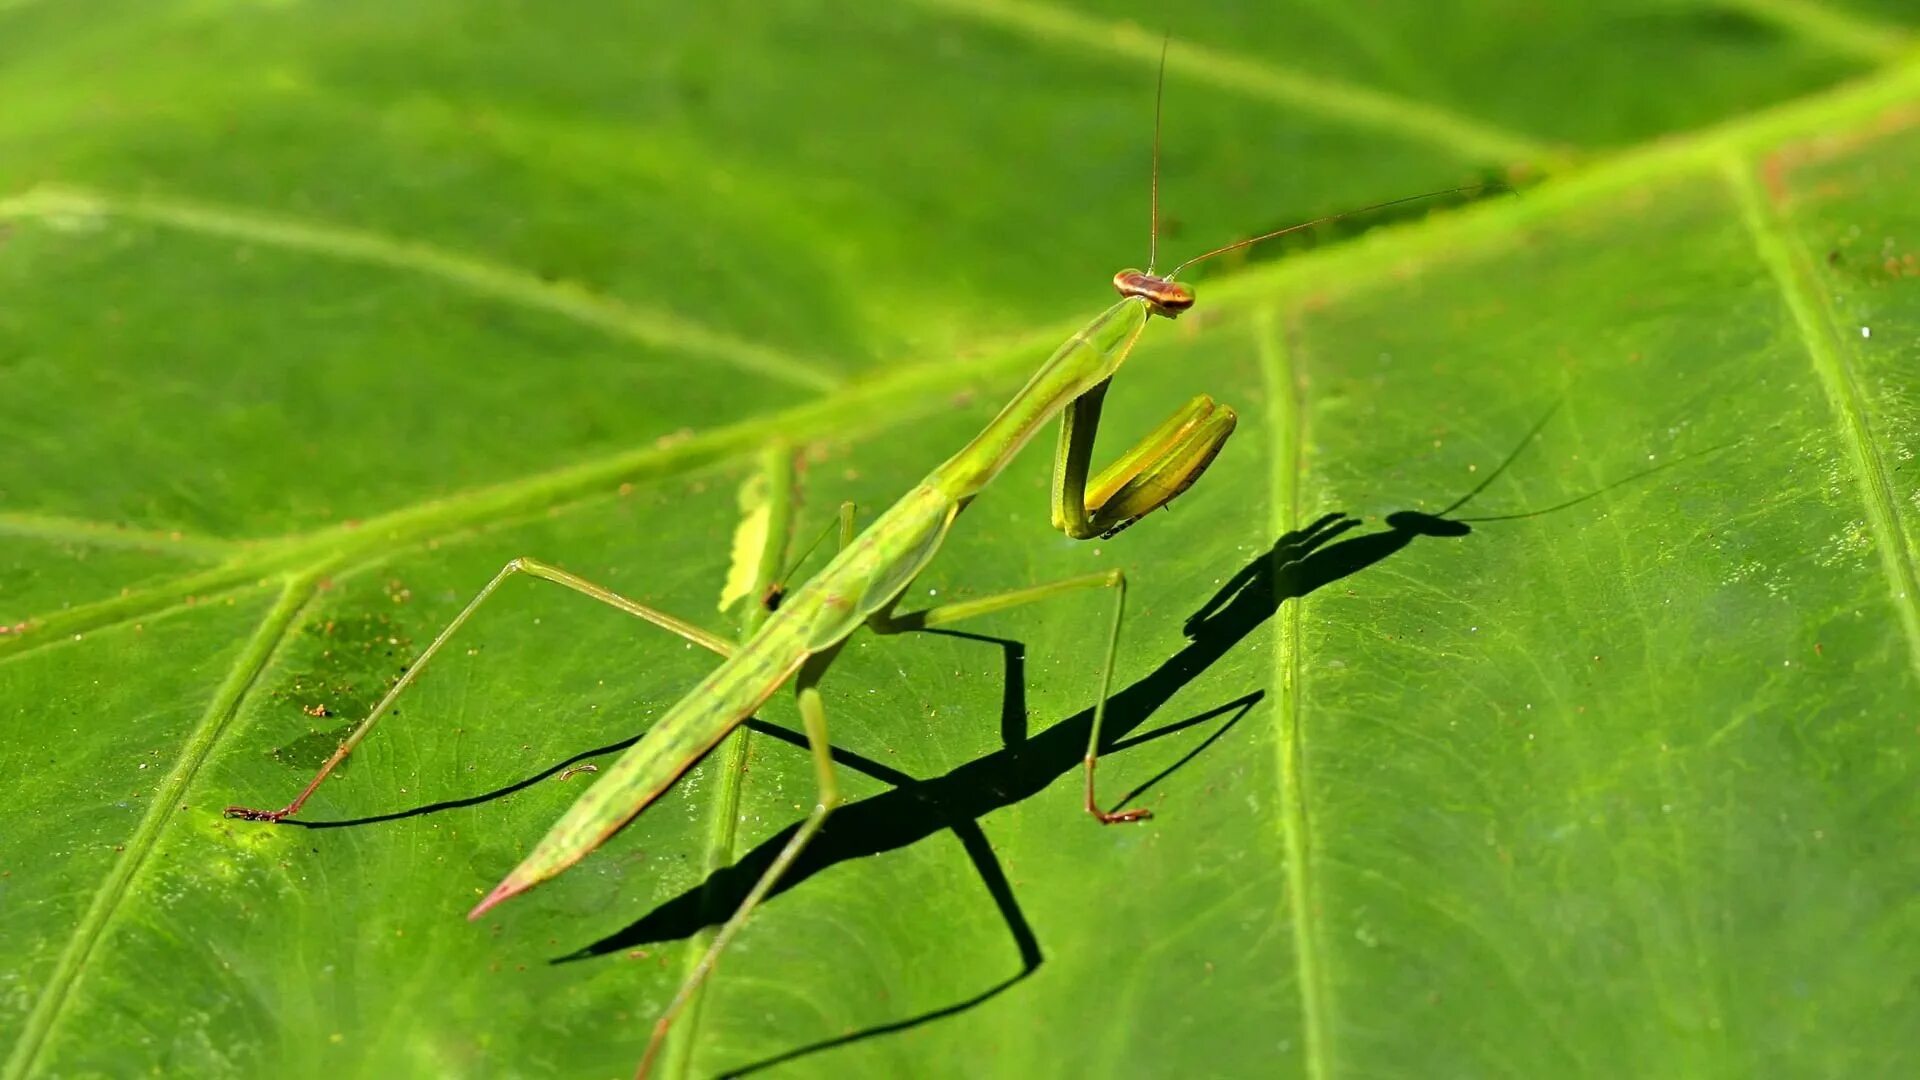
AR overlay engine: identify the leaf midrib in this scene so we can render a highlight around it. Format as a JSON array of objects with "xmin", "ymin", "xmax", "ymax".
[
  {"xmin": 10, "ymin": 54, "xmax": 1920, "ymax": 661},
  {"xmin": 15, "ymin": 52, "xmax": 1920, "ymax": 664}
]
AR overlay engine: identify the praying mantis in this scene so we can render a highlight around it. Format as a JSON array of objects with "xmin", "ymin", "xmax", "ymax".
[{"xmin": 223, "ymin": 50, "xmax": 1480, "ymax": 1078}]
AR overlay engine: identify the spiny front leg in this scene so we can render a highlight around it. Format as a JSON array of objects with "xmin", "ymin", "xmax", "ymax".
[{"xmin": 1050, "ymin": 378, "xmax": 1238, "ymax": 540}]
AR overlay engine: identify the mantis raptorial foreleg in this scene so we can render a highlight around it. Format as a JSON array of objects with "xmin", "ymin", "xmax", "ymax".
[
  {"xmin": 223, "ymin": 556, "xmax": 729, "ymax": 823},
  {"xmin": 1052, "ymin": 377, "xmax": 1237, "ymax": 541}
]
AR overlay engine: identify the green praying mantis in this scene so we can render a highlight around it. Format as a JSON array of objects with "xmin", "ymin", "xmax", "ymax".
[{"xmin": 224, "ymin": 52, "xmax": 1482, "ymax": 1078}]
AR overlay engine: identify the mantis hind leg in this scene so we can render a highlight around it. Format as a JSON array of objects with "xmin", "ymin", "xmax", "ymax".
[
  {"xmin": 871, "ymin": 569, "xmax": 1145, "ymax": 824},
  {"xmin": 639, "ymin": 645, "xmax": 846, "ymax": 1079},
  {"xmin": 222, "ymin": 557, "xmax": 731, "ymax": 823}
]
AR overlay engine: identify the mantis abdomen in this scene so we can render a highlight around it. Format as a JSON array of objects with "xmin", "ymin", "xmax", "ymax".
[{"xmin": 471, "ymin": 483, "xmax": 959, "ymax": 916}]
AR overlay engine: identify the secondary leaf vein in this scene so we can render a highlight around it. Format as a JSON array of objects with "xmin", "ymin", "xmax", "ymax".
[
  {"xmin": 2, "ymin": 573, "xmax": 318, "ymax": 1080},
  {"xmin": 1722, "ymin": 0, "xmax": 1914, "ymax": 63},
  {"xmin": 1726, "ymin": 156, "xmax": 1920, "ymax": 679},
  {"xmin": 1257, "ymin": 305, "xmax": 1331, "ymax": 1080},
  {"xmin": 0, "ymin": 511, "xmax": 239, "ymax": 561},
  {"xmin": 0, "ymin": 184, "xmax": 840, "ymax": 392},
  {"xmin": 908, "ymin": 0, "xmax": 1554, "ymax": 166}
]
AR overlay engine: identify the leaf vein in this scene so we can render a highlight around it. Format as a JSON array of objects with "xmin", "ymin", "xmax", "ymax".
[
  {"xmin": 1, "ymin": 573, "xmax": 318, "ymax": 1079},
  {"xmin": 10, "ymin": 61, "xmax": 1920, "ymax": 660},
  {"xmin": 1726, "ymin": 157, "xmax": 1920, "ymax": 681},
  {"xmin": 0, "ymin": 345, "xmax": 1032, "ymax": 658},
  {"xmin": 0, "ymin": 184, "xmax": 840, "ymax": 392},
  {"xmin": 0, "ymin": 511, "xmax": 239, "ymax": 561},
  {"xmin": 908, "ymin": 0, "xmax": 1554, "ymax": 165},
  {"xmin": 1257, "ymin": 305, "xmax": 1331, "ymax": 1080},
  {"xmin": 1722, "ymin": 0, "xmax": 1913, "ymax": 64}
]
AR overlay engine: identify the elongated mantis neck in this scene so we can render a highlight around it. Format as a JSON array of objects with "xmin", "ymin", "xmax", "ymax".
[{"xmin": 931, "ymin": 298, "xmax": 1150, "ymax": 500}]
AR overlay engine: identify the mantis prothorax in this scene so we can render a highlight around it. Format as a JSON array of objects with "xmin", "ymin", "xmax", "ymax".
[{"xmin": 224, "ymin": 47, "xmax": 1485, "ymax": 1077}]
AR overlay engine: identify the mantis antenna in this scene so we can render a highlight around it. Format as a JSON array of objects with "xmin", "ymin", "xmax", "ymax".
[
  {"xmin": 1165, "ymin": 183, "xmax": 1499, "ymax": 280},
  {"xmin": 1146, "ymin": 35, "xmax": 1168, "ymax": 275},
  {"xmin": 1117, "ymin": 35, "xmax": 1505, "ymax": 316}
]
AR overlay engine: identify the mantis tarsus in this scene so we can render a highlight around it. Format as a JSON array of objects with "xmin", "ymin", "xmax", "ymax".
[{"xmin": 224, "ymin": 52, "xmax": 1483, "ymax": 1077}]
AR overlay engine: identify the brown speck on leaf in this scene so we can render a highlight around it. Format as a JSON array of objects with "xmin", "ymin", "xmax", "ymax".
[
  {"xmin": 1759, "ymin": 152, "xmax": 1789, "ymax": 204},
  {"xmin": 1814, "ymin": 642, "xmax": 1824, "ymax": 656},
  {"xmin": 302, "ymin": 704, "xmax": 331, "ymax": 718},
  {"xmin": 618, "ymin": 482, "xmax": 634, "ymax": 497}
]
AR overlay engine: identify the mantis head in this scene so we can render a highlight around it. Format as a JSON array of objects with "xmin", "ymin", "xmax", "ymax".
[{"xmin": 1112, "ymin": 269, "xmax": 1194, "ymax": 319}]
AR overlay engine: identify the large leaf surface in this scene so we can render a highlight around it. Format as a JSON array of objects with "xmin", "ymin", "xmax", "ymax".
[{"xmin": 4, "ymin": 2, "xmax": 1918, "ymax": 1077}]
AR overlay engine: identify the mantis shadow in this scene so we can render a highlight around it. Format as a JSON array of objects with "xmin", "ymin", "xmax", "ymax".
[
  {"xmin": 563, "ymin": 500, "xmax": 1488, "ymax": 1077},
  {"xmin": 579, "ymin": 403, "xmax": 1717, "ymax": 1075},
  {"xmin": 284, "ymin": 406, "xmax": 1706, "ymax": 1074},
  {"xmin": 571, "ymin": 407, "xmax": 1592, "ymax": 965}
]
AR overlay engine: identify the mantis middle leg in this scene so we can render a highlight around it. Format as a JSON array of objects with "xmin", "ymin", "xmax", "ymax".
[{"xmin": 872, "ymin": 569, "xmax": 1143, "ymax": 823}]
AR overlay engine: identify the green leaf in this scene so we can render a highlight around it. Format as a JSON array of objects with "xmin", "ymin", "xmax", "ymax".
[{"xmin": 5, "ymin": 2, "xmax": 1918, "ymax": 1077}]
